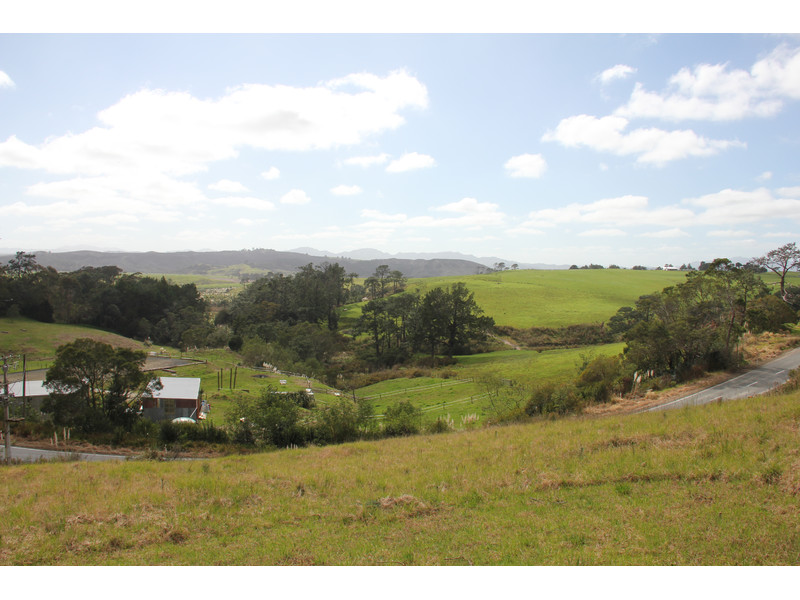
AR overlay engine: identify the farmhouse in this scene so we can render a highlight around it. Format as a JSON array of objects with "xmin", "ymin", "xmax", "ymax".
[
  {"xmin": 141, "ymin": 377, "xmax": 202, "ymax": 422},
  {"xmin": 5, "ymin": 380, "xmax": 50, "ymax": 412}
]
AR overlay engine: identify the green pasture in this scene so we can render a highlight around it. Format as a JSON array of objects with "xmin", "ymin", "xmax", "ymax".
[
  {"xmin": 351, "ymin": 343, "xmax": 626, "ymax": 424},
  {"xmin": 405, "ymin": 269, "xmax": 688, "ymax": 328},
  {"xmin": 0, "ymin": 317, "xmax": 150, "ymax": 370},
  {"xmin": 3, "ymin": 390, "xmax": 800, "ymax": 565}
]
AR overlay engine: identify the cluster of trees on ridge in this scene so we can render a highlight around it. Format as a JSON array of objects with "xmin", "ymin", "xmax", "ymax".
[{"xmin": 0, "ymin": 252, "xmax": 206, "ymax": 348}]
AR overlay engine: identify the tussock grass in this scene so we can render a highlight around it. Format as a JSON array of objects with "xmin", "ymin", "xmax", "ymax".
[{"xmin": 2, "ymin": 390, "xmax": 800, "ymax": 565}]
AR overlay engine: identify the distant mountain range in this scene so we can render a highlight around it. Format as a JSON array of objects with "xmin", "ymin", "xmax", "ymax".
[
  {"xmin": 288, "ymin": 247, "xmax": 569, "ymax": 270},
  {"xmin": 0, "ymin": 248, "xmax": 514, "ymax": 278}
]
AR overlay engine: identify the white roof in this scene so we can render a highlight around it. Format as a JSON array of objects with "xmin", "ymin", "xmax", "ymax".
[
  {"xmin": 5, "ymin": 380, "xmax": 49, "ymax": 397},
  {"xmin": 148, "ymin": 377, "xmax": 201, "ymax": 400}
]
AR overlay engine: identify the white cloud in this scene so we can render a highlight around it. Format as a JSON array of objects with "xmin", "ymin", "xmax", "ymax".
[
  {"xmin": 0, "ymin": 71, "xmax": 14, "ymax": 89},
  {"xmin": 330, "ymin": 184, "xmax": 362, "ymax": 196},
  {"xmin": 542, "ymin": 114, "xmax": 744, "ymax": 165},
  {"xmin": 280, "ymin": 189, "xmax": 311, "ymax": 205},
  {"xmin": 578, "ymin": 228, "xmax": 627, "ymax": 237},
  {"xmin": 524, "ymin": 195, "xmax": 694, "ymax": 229},
  {"xmin": 212, "ymin": 196, "xmax": 275, "ymax": 211},
  {"xmin": 504, "ymin": 153, "xmax": 547, "ymax": 178},
  {"xmin": 615, "ymin": 44, "xmax": 800, "ymax": 122},
  {"xmin": 757, "ymin": 171, "xmax": 773, "ymax": 181},
  {"xmin": 360, "ymin": 209, "xmax": 407, "ymax": 222},
  {"xmin": 764, "ymin": 231, "xmax": 800, "ymax": 238},
  {"xmin": 598, "ymin": 64, "xmax": 636, "ymax": 85},
  {"xmin": 777, "ymin": 186, "xmax": 800, "ymax": 197},
  {"xmin": 707, "ymin": 229, "xmax": 754, "ymax": 237},
  {"xmin": 642, "ymin": 228, "xmax": 690, "ymax": 239},
  {"xmin": 343, "ymin": 153, "xmax": 390, "ymax": 167},
  {"xmin": 434, "ymin": 198, "xmax": 506, "ymax": 226},
  {"xmin": 386, "ymin": 152, "xmax": 436, "ymax": 173},
  {"xmin": 261, "ymin": 167, "xmax": 280, "ymax": 180},
  {"xmin": 208, "ymin": 179, "xmax": 248, "ymax": 193},
  {"xmin": 684, "ymin": 187, "xmax": 800, "ymax": 224},
  {"xmin": 0, "ymin": 69, "xmax": 427, "ymax": 224},
  {"xmin": 358, "ymin": 198, "xmax": 504, "ymax": 230}
]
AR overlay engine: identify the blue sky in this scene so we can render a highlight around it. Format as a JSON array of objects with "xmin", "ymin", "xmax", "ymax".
[{"xmin": 2, "ymin": 30, "xmax": 800, "ymax": 267}]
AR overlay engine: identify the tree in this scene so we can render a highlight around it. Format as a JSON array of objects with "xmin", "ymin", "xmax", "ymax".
[
  {"xmin": 411, "ymin": 283, "xmax": 494, "ymax": 358},
  {"xmin": 753, "ymin": 243, "xmax": 800, "ymax": 300},
  {"xmin": 44, "ymin": 339, "xmax": 152, "ymax": 431},
  {"xmin": 6, "ymin": 251, "xmax": 41, "ymax": 278},
  {"xmin": 618, "ymin": 260, "xmax": 769, "ymax": 380}
]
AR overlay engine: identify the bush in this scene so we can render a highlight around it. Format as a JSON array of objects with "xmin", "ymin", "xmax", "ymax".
[
  {"xmin": 427, "ymin": 414, "xmax": 455, "ymax": 434},
  {"xmin": 747, "ymin": 295, "xmax": 798, "ymax": 333},
  {"xmin": 525, "ymin": 383, "xmax": 582, "ymax": 416},
  {"xmin": 576, "ymin": 355, "xmax": 623, "ymax": 403},
  {"xmin": 228, "ymin": 334, "xmax": 244, "ymax": 352},
  {"xmin": 313, "ymin": 397, "xmax": 362, "ymax": 444},
  {"xmin": 159, "ymin": 421, "xmax": 181, "ymax": 445},
  {"xmin": 383, "ymin": 400, "xmax": 422, "ymax": 437}
]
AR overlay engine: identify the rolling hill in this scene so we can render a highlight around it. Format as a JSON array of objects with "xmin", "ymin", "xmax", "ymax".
[{"xmin": 0, "ymin": 249, "xmax": 489, "ymax": 278}]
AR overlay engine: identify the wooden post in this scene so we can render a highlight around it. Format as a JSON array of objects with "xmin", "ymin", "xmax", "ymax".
[{"xmin": 2, "ymin": 358, "xmax": 10, "ymax": 463}]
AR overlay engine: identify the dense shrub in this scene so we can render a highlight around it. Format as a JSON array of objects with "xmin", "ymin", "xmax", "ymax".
[
  {"xmin": 575, "ymin": 355, "xmax": 624, "ymax": 403},
  {"xmin": 747, "ymin": 295, "xmax": 798, "ymax": 333},
  {"xmin": 383, "ymin": 400, "xmax": 422, "ymax": 437},
  {"xmin": 525, "ymin": 383, "xmax": 582, "ymax": 416}
]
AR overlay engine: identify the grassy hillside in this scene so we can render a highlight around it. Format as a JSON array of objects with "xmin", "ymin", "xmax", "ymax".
[
  {"xmin": 0, "ymin": 317, "xmax": 150, "ymax": 371},
  {"xmin": 405, "ymin": 269, "xmax": 688, "ymax": 328},
  {"xmin": 2, "ymin": 390, "xmax": 799, "ymax": 565}
]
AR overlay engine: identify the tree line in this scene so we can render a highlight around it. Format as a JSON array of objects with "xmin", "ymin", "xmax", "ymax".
[{"xmin": 0, "ymin": 252, "xmax": 207, "ymax": 348}]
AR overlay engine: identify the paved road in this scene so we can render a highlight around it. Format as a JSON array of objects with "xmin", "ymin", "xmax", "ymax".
[
  {"xmin": 5, "ymin": 356, "xmax": 201, "ymax": 383},
  {"xmin": 1, "ymin": 445, "xmax": 130, "ymax": 463},
  {"xmin": 642, "ymin": 347, "xmax": 800, "ymax": 412}
]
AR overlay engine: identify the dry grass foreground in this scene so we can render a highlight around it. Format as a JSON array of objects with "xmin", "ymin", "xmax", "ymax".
[{"xmin": 2, "ymin": 387, "xmax": 800, "ymax": 565}]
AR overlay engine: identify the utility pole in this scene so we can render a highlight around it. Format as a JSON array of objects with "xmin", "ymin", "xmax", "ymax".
[{"xmin": 2, "ymin": 357, "xmax": 11, "ymax": 464}]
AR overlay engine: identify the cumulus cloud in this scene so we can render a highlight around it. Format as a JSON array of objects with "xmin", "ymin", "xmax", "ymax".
[
  {"xmin": 542, "ymin": 114, "xmax": 744, "ymax": 165},
  {"xmin": 615, "ymin": 44, "xmax": 800, "ymax": 121},
  {"xmin": 386, "ymin": 152, "xmax": 436, "ymax": 173},
  {"xmin": 434, "ymin": 198, "xmax": 505, "ymax": 226},
  {"xmin": 212, "ymin": 196, "xmax": 275, "ymax": 211},
  {"xmin": 0, "ymin": 70, "xmax": 428, "ymax": 177},
  {"xmin": 523, "ymin": 195, "xmax": 694, "ymax": 229},
  {"xmin": 280, "ymin": 189, "xmax": 311, "ymax": 205},
  {"xmin": 209, "ymin": 179, "xmax": 248, "ymax": 193},
  {"xmin": 343, "ymin": 153, "xmax": 390, "ymax": 167},
  {"xmin": 578, "ymin": 228, "xmax": 627, "ymax": 237},
  {"xmin": 707, "ymin": 229, "xmax": 754, "ymax": 237},
  {"xmin": 0, "ymin": 70, "xmax": 14, "ymax": 89},
  {"xmin": 358, "ymin": 198, "xmax": 504, "ymax": 231},
  {"xmin": 683, "ymin": 187, "xmax": 800, "ymax": 224},
  {"xmin": 777, "ymin": 186, "xmax": 800, "ymax": 197},
  {"xmin": 504, "ymin": 153, "xmax": 547, "ymax": 178},
  {"xmin": 261, "ymin": 167, "xmax": 280, "ymax": 180},
  {"xmin": 330, "ymin": 184, "xmax": 362, "ymax": 196},
  {"xmin": 598, "ymin": 64, "xmax": 637, "ymax": 84},
  {"xmin": 0, "ymin": 69, "xmax": 427, "ymax": 226},
  {"xmin": 642, "ymin": 228, "xmax": 690, "ymax": 239}
]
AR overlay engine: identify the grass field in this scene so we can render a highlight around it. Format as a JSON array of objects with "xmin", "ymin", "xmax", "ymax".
[
  {"xmin": 2, "ymin": 389, "xmax": 799, "ymax": 565},
  {"xmin": 0, "ymin": 317, "xmax": 150, "ymax": 372},
  {"xmin": 405, "ymin": 269, "xmax": 688, "ymax": 328}
]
